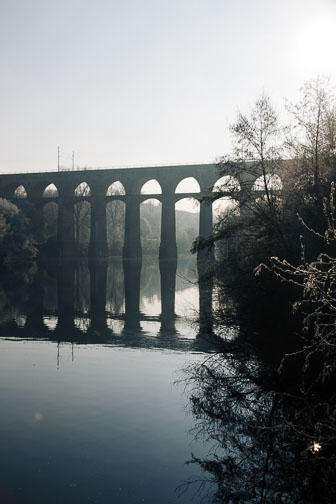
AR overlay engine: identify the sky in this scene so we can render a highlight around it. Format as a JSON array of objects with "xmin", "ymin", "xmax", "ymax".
[{"xmin": 0, "ymin": 0, "xmax": 335, "ymax": 174}]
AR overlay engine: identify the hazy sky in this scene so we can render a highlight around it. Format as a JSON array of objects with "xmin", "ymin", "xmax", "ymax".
[{"xmin": 1, "ymin": 0, "xmax": 335, "ymax": 173}]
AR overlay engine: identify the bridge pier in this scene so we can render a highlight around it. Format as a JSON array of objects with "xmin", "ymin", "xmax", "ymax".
[
  {"xmin": 33, "ymin": 201, "xmax": 45, "ymax": 244},
  {"xmin": 56, "ymin": 262, "xmax": 76, "ymax": 333},
  {"xmin": 197, "ymin": 199, "xmax": 214, "ymax": 262},
  {"xmin": 24, "ymin": 269, "xmax": 46, "ymax": 336},
  {"xmin": 123, "ymin": 259, "xmax": 142, "ymax": 330},
  {"xmin": 89, "ymin": 260, "xmax": 108, "ymax": 335},
  {"xmin": 89, "ymin": 197, "xmax": 108, "ymax": 258},
  {"xmin": 123, "ymin": 198, "xmax": 142, "ymax": 259},
  {"xmin": 58, "ymin": 197, "xmax": 75, "ymax": 257},
  {"xmin": 159, "ymin": 195, "xmax": 177, "ymax": 260},
  {"xmin": 159, "ymin": 259, "xmax": 177, "ymax": 331}
]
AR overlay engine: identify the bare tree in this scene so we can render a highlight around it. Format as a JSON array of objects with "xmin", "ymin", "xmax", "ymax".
[
  {"xmin": 285, "ymin": 76, "xmax": 336, "ymax": 189},
  {"xmin": 106, "ymin": 182, "xmax": 125, "ymax": 255},
  {"xmin": 194, "ymin": 94, "xmax": 289, "ymax": 263},
  {"xmin": 74, "ymin": 182, "xmax": 91, "ymax": 252}
]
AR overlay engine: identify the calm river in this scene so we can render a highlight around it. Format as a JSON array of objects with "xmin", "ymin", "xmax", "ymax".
[{"xmin": 0, "ymin": 256, "xmax": 218, "ymax": 504}]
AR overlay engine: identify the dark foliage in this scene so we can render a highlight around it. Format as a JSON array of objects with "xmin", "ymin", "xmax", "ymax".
[
  {"xmin": 189, "ymin": 78, "xmax": 336, "ymax": 502},
  {"xmin": 0, "ymin": 198, "xmax": 37, "ymax": 267}
]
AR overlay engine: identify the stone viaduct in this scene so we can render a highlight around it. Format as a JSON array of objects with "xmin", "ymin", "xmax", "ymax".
[{"xmin": 0, "ymin": 163, "xmax": 263, "ymax": 260}]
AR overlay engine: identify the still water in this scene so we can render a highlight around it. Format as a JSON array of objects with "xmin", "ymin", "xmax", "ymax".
[{"xmin": 0, "ymin": 256, "xmax": 217, "ymax": 504}]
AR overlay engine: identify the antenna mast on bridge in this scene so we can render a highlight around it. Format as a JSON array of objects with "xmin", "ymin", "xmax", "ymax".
[{"xmin": 57, "ymin": 147, "xmax": 75, "ymax": 171}]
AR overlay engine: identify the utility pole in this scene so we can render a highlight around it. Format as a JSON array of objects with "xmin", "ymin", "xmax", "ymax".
[
  {"xmin": 57, "ymin": 146, "xmax": 60, "ymax": 171},
  {"xmin": 72, "ymin": 150, "xmax": 75, "ymax": 171}
]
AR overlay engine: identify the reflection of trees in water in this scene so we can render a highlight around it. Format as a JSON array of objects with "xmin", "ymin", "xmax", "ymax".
[
  {"xmin": 140, "ymin": 257, "xmax": 198, "ymax": 301},
  {"xmin": 176, "ymin": 256, "xmax": 198, "ymax": 291},
  {"xmin": 106, "ymin": 260, "xmax": 124, "ymax": 314},
  {"xmin": 176, "ymin": 210, "xmax": 199, "ymax": 254},
  {"xmin": 74, "ymin": 316, "xmax": 90, "ymax": 332},
  {"xmin": 140, "ymin": 258, "xmax": 160, "ymax": 301},
  {"xmin": 0, "ymin": 263, "xmax": 37, "ymax": 324},
  {"xmin": 184, "ymin": 348, "xmax": 336, "ymax": 503}
]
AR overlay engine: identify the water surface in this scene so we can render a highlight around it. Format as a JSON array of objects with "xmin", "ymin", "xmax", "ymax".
[{"xmin": 0, "ymin": 256, "xmax": 216, "ymax": 503}]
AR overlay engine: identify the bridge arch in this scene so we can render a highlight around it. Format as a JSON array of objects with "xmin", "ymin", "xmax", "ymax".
[
  {"xmin": 213, "ymin": 197, "xmax": 240, "ymax": 221},
  {"xmin": 175, "ymin": 177, "xmax": 200, "ymax": 194},
  {"xmin": 252, "ymin": 173, "xmax": 283, "ymax": 191},
  {"xmin": 43, "ymin": 183, "xmax": 58, "ymax": 197},
  {"xmin": 74, "ymin": 182, "xmax": 91, "ymax": 197},
  {"xmin": 175, "ymin": 194, "xmax": 200, "ymax": 209},
  {"xmin": 106, "ymin": 181, "xmax": 126, "ymax": 196},
  {"xmin": 140, "ymin": 179, "xmax": 162, "ymax": 195},
  {"xmin": 13, "ymin": 185, "xmax": 27, "ymax": 198},
  {"xmin": 140, "ymin": 198, "xmax": 162, "ymax": 254},
  {"xmin": 43, "ymin": 316, "xmax": 58, "ymax": 331},
  {"xmin": 213, "ymin": 175, "xmax": 241, "ymax": 192},
  {"xmin": 175, "ymin": 196, "xmax": 200, "ymax": 254},
  {"xmin": 212, "ymin": 175, "xmax": 243, "ymax": 225}
]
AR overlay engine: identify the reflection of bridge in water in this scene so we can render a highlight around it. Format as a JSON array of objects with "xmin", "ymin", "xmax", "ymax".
[
  {"xmin": 0, "ymin": 259, "xmax": 216, "ymax": 353},
  {"xmin": 0, "ymin": 163, "xmax": 264, "ymax": 259}
]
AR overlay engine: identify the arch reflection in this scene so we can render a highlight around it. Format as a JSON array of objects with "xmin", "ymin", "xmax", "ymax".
[{"xmin": 0, "ymin": 258, "xmax": 216, "ymax": 353}]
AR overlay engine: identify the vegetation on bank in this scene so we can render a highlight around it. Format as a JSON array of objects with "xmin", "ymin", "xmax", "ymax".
[
  {"xmin": 0, "ymin": 197, "xmax": 37, "ymax": 267},
  {"xmin": 188, "ymin": 76, "xmax": 336, "ymax": 502}
]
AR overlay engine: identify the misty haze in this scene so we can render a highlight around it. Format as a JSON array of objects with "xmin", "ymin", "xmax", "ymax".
[{"xmin": 1, "ymin": 1, "xmax": 336, "ymax": 503}]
